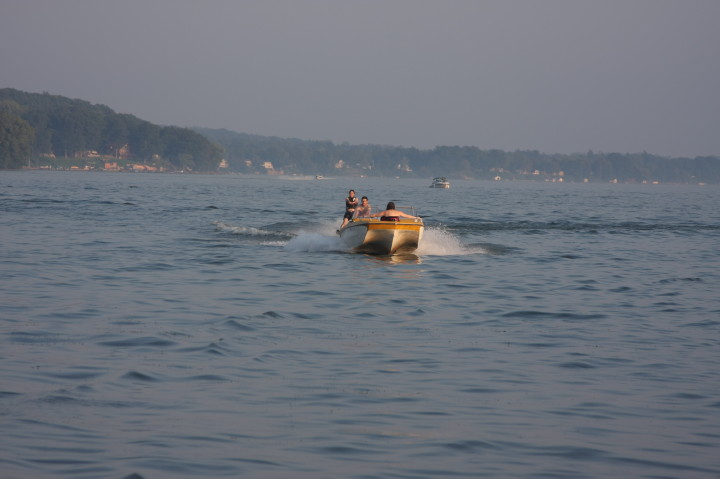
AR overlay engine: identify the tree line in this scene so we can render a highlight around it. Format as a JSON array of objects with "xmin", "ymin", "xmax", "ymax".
[
  {"xmin": 197, "ymin": 128, "xmax": 720, "ymax": 184},
  {"xmin": 0, "ymin": 88, "xmax": 222, "ymax": 171}
]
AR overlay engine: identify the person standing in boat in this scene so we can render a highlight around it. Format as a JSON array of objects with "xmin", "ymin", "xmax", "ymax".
[
  {"xmin": 341, "ymin": 189, "xmax": 358, "ymax": 228},
  {"xmin": 370, "ymin": 202, "xmax": 418, "ymax": 221},
  {"xmin": 356, "ymin": 196, "xmax": 372, "ymax": 217}
]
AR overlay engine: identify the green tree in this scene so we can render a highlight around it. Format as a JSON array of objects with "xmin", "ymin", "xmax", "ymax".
[{"xmin": 0, "ymin": 104, "xmax": 35, "ymax": 169}]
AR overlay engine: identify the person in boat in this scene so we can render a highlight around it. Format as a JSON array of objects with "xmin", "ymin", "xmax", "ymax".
[
  {"xmin": 370, "ymin": 202, "xmax": 417, "ymax": 221},
  {"xmin": 341, "ymin": 189, "xmax": 358, "ymax": 227},
  {"xmin": 355, "ymin": 196, "xmax": 372, "ymax": 217}
]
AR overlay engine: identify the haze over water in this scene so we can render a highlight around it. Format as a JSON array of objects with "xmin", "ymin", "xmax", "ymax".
[{"xmin": 1, "ymin": 171, "xmax": 719, "ymax": 478}]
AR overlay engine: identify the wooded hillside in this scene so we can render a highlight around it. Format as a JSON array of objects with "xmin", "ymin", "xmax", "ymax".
[{"xmin": 0, "ymin": 88, "xmax": 222, "ymax": 171}]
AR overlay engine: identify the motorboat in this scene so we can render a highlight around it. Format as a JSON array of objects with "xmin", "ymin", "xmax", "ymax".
[
  {"xmin": 338, "ymin": 213, "xmax": 424, "ymax": 255},
  {"xmin": 430, "ymin": 177, "xmax": 450, "ymax": 188}
]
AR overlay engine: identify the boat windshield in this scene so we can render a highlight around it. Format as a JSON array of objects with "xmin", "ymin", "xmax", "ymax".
[
  {"xmin": 396, "ymin": 205, "xmax": 418, "ymax": 217},
  {"xmin": 352, "ymin": 205, "xmax": 419, "ymax": 220},
  {"xmin": 353, "ymin": 206, "xmax": 417, "ymax": 220}
]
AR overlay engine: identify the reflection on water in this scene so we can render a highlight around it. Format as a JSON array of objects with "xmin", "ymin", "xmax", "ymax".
[{"xmin": 365, "ymin": 252, "xmax": 422, "ymax": 265}]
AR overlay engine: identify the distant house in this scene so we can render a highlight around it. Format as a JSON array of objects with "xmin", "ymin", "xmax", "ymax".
[
  {"xmin": 77, "ymin": 150, "xmax": 101, "ymax": 158},
  {"xmin": 118, "ymin": 144, "xmax": 131, "ymax": 160},
  {"xmin": 130, "ymin": 164, "xmax": 158, "ymax": 172},
  {"xmin": 262, "ymin": 161, "xmax": 283, "ymax": 174}
]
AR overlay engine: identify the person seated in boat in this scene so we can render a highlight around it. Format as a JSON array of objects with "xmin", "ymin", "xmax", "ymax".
[
  {"xmin": 341, "ymin": 189, "xmax": 358, "ymax": 228},
  {"xmin": 370, "ymin": 202, "xmax": 417, "ymax": 221},
  {"xmin": 355, "ymin": 196, "xmax": 372, "ymax": 217}
]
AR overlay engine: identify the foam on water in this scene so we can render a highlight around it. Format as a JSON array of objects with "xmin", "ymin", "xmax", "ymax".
[
  {"xmin": 216, "ymin": 218, "xmax": 347, "ymax": 251},
  {"xmin": 214, "ymin": 220, "xmax": 278, "ymax": 237},
  {"xmin": 417, "ymin": 226, "xmax": 487, "ymax": 256},
  {"xmin": 284, "ymin": 231, "xmax": 347, "ymax": 253},
  {"xmin": 284, "ymin": 219, "xmax": 347, "ymax": 252}
]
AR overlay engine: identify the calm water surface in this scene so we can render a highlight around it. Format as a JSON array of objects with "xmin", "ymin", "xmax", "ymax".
[{"xmin": 1, "ymin": 171, "xmax": 719, "ymax": 478}]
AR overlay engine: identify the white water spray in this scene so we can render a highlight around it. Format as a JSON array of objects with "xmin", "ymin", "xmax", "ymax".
[{"xmin": 416, "ymin": 226, "xmax": 486, "ymax": 256}]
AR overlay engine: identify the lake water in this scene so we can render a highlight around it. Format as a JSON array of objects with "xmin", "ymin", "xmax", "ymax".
[{"xmin": 1, "ymin": 170, "xmax": 719, "ymax": 479}]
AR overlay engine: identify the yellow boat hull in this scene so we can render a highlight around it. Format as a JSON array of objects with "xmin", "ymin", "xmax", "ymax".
[{"xmin": 339, "ymin": 218, "xmax": 424, "ymax": 255}]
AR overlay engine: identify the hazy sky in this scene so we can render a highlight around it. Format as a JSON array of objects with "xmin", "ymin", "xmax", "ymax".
[{"xmin": 2, "ymin": 0, "xmax": 719, "ymax": 157}]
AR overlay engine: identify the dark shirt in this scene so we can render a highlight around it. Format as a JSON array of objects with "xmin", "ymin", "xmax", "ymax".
[{"xmin": 345, "ymin": 196, "xmax": 358, "ymax": 211}]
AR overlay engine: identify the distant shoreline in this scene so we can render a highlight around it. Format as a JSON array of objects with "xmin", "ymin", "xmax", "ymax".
[{"xmin": 12, "ymin": 167, "xmax": 712, "ymax": 186}]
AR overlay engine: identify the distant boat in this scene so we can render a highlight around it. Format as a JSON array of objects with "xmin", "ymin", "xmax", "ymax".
[
  {"xmin": 430, "ymin": 177, "xmax": 450, "ymax": 188},
  {"xmin": 315, "ymin": 175, "xmax": 326, "ymax": 180}
]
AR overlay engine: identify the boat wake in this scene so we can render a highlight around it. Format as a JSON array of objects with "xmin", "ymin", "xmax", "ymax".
[
  {"xmin": 416, "ymin": 227, "xmax": 488, "ymax": 256},
  {"xmin": 215, "ymin": 221, "xmax": 279, "ymax": 237},
  {"xmin": 284, "ymin": 222, "xmax": 489, "ymax": 256},
  {"xmin": 284, "ymin": 219, "xmax": 348, "ymax": 253},
  {"xmin": 285, "ymin": 232, "xmax": 347, "ymax": 253},
  {"xmin": 216, "ymin": 220, "xmax": 490, "ymax": 256},
  {"xmin": 214, "ymin": 220, "xmax": 294, "ymax": 246}
]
